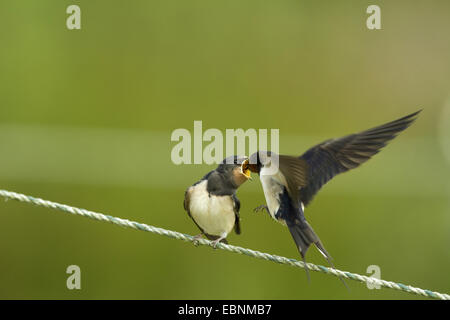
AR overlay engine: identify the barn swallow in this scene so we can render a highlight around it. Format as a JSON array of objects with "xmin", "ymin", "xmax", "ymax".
[
  {"xmin": 246, "ymin": 111, "xmax": 420, "ymax": 278},
  {"xmin": 184, "ymin": 155, "xmax": 251, "ymax": 247}
]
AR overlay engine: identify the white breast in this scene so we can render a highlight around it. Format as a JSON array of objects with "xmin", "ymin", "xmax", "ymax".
[
  {"xmin": 260, "ymin": 167, "xmax": 305, "ymax": 224},
  {"xmin": 260, "ymin": 166, "xmax": 286, "ymax": 222},
  {"xmin": 188, "ymin": 180, "xmax": 236, "ymax": 236}
]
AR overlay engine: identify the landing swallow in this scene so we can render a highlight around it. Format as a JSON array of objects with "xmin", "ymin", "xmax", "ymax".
[{"xmin": 247, "ymin": 111, "xmax": 421, "ymax": 279}]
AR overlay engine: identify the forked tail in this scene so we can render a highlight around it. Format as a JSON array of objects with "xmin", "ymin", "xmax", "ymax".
[{"xmin": 287, "ymin": 217, "xmax": 348, "ymax": 289}]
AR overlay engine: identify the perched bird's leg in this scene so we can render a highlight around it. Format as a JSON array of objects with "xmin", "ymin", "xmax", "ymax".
[
  {"xmin": 192, "ymin": 233, "xmax": 204, "ymax": 246},
  {"xmin": 210, "ymin": 233, "xmax": 227, "ymax": 249},
  {"xmin": 253, "ymin": 204, "xmax": 269, "ymax": 214}
]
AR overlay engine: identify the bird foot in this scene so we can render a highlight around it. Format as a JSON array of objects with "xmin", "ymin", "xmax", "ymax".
[
  {"xmin": 210, "ymin": 236, "xmax": 226, "ymax": 249},
  {"xmin": 253, "ymin": 204, "xmax": 269, "ymax": 214},
  {"xmin": 210, "ymin": 239, "xmax": 220, "ymax": 249},
  {"xmin": 192, "ymin": 234, "xmax": 204, "ymax": 246}
]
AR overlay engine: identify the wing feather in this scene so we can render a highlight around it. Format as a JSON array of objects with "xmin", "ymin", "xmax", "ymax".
[
  {"xmin": 232, "ymin": 194, "xmax": 241, "ymax": 235},
  {"xmin": 298, "ymin": 110, "xmax": 420, "ymax": 206}
]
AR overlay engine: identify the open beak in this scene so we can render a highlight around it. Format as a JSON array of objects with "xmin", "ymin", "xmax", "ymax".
[{"xmin": 240, "ymin": 159, "xmax": 252, "ymax": 181}]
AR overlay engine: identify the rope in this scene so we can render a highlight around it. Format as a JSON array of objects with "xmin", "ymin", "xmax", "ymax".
[{"xmin": 0, "ymin": 189, "xmax": 448, "ymax": 300}]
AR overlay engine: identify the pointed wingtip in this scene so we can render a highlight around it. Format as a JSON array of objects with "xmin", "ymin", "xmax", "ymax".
[
  {"xmin": 383, "ymin": 109, "xmax": 422, "ymax": 133},
  {"xmin": 409, "ymin": 109, "xmax": 422, "ymax": 119},
  {"xmin": 401, "ymin": 109, "xmax": 422, "ymax": 128},
  {"xmin": 403, "ymin": 109, "xmax": 422, "ymax": 122},
  {"xmin": 396, "ymin": 109, "xmax": 422, "ymax": 122}
]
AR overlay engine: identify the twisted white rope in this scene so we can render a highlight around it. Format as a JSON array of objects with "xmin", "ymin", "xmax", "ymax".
[{"xmin": 0, "ymin": 189, "xmax": 448, "ymax": 300}]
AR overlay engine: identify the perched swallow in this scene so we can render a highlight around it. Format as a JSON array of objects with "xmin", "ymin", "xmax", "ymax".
[
  {"xmin": 184, "ymin": 156, "xmax": 252, "ymax": 247},
  {"xmin": 247, "ymin": 111, "xmax": 420, "ymax": 276}
]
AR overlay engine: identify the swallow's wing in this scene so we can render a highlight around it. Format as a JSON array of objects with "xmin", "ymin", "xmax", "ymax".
[
  {"xmin": 277, "ymin": 155, "xmax": 308, "ymax": 208},
  {"xmin": 183, "ymin": 188, "xmax": 190, "ymax": 213},
  {"xmin": 232, "ymin": 194, "xmax": 241, "ymax": 235},
  {"xmin": 298, "ymin": 110, "xmax": 420, "ymax": 206}
]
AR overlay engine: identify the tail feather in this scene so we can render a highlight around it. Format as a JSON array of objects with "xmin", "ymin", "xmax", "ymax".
[
  {"xmin": 287, "ymin": 219, "xmax": 349, "ymax": 289},
  {"xmin": 287, "ymin": 220, "xmax": 333, "ymax": 263}
]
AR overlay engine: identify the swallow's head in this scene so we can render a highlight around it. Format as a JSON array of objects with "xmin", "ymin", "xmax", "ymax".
[
  {"xmin": 248, "ymin": 151, "xmax": 275, "ymax": 174},
  {"xmin": 217, "ymin": 155, "xmax": 252, "ymax": 186}
]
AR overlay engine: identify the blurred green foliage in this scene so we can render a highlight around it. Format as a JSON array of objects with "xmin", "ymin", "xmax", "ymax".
[{"xmin": 0, "ymin": 0, "xmax": 449, "ymax": 299}]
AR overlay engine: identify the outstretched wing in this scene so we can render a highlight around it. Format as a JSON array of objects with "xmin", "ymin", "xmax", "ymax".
[{"xmin": 298, "ymin": 110, "xmax": 421, "ymax": 206}]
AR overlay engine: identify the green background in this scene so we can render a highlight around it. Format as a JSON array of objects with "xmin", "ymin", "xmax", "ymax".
[{"xmin": 0, "ymin": 1, "xmax": 449, "ymax": 299}]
